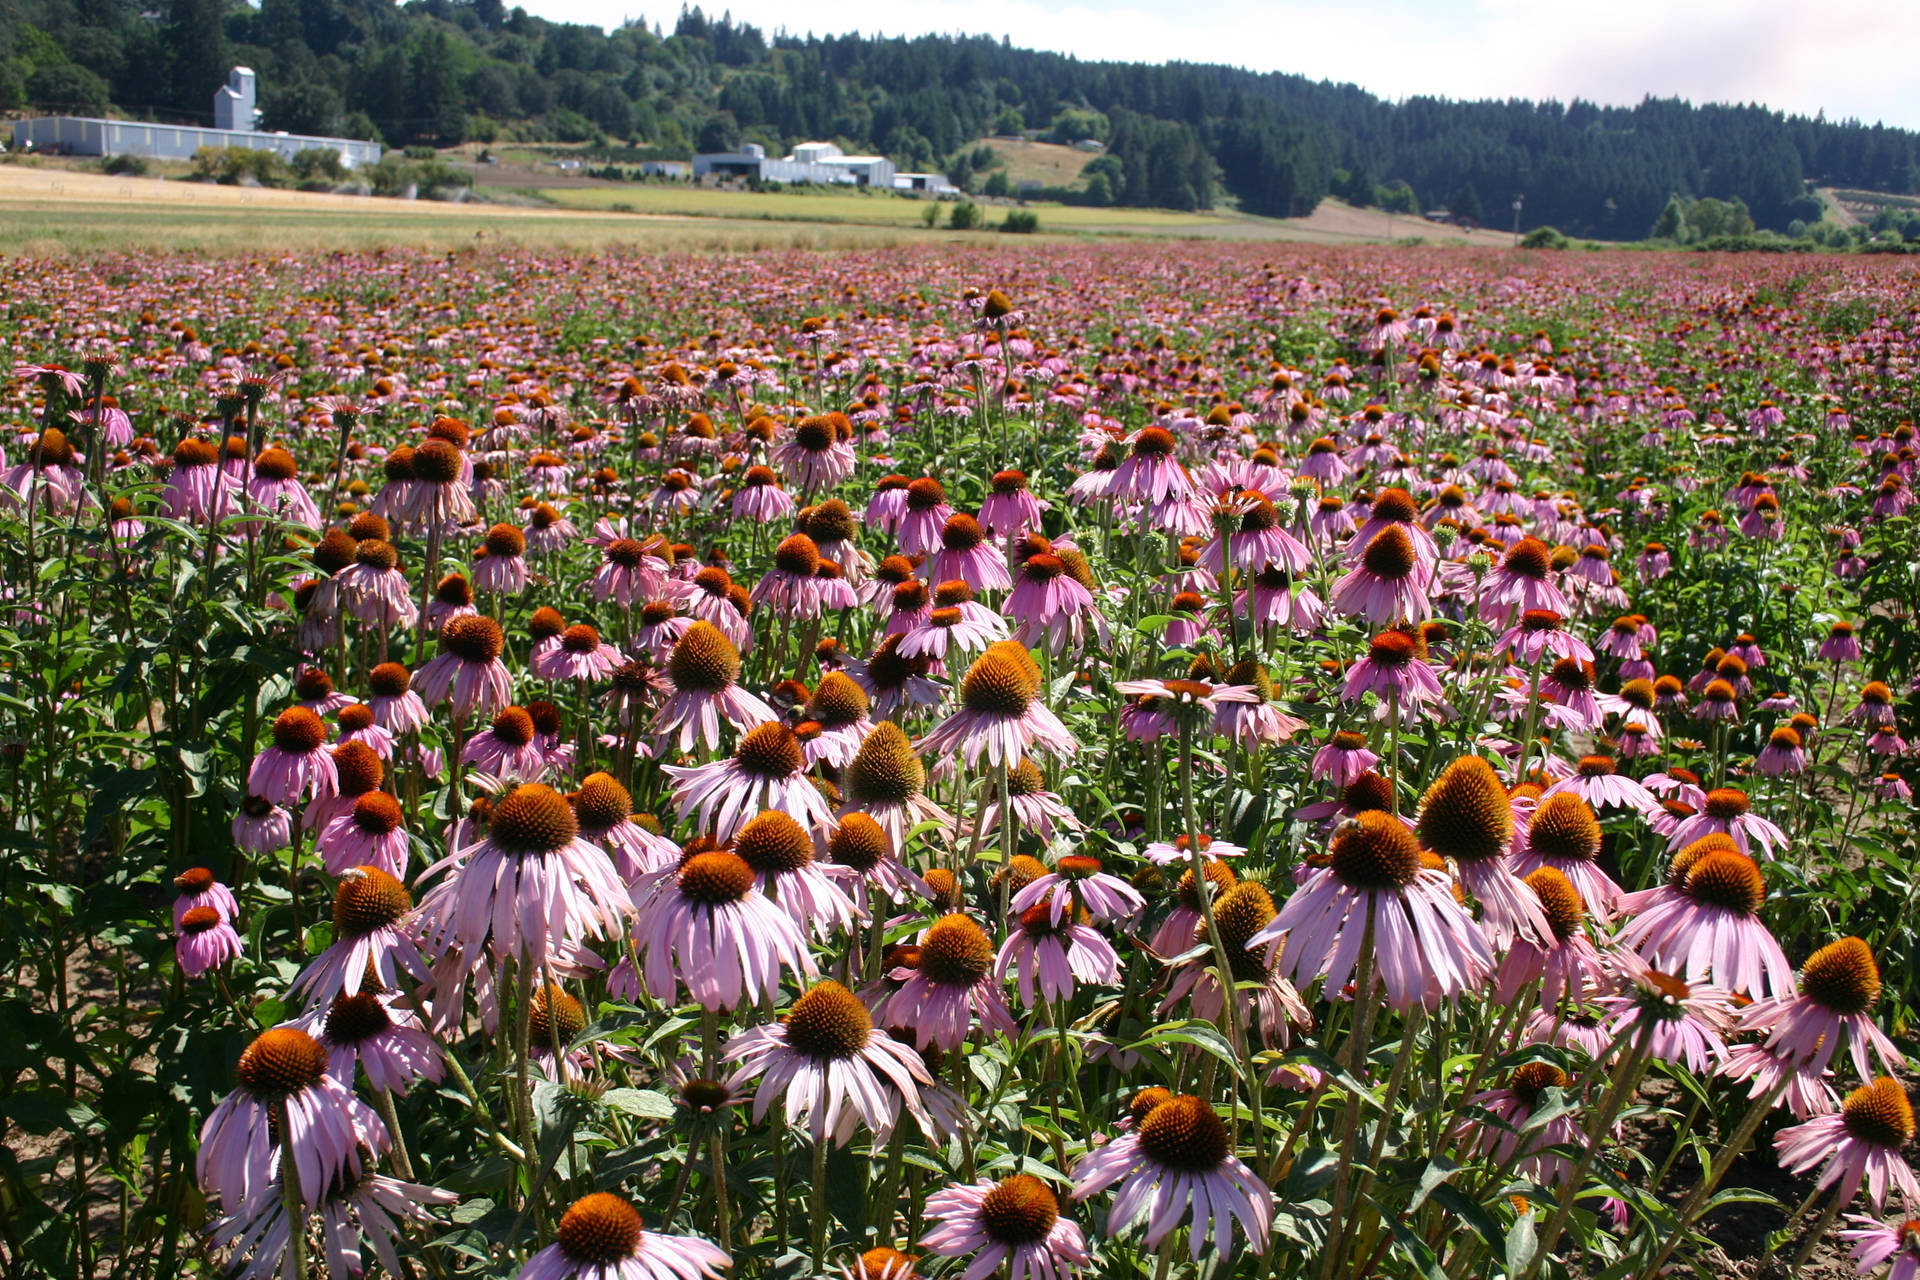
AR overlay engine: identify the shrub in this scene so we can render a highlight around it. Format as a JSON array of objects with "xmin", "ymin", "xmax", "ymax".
[
  {"xmin": 947, "ymin": 200, "xmax": 981, "ymax": 230},
  {"xmin": 100, "ymin": 153, "xmax": 149, "ymax": 178},
  {"xmin": 1000, "ymin": 209, "xmax": 1040, "ymax": 234},
  {"xmin": 1520, "ymin": 225, "xmax": 1570, "ymax": 250},
  {"xmin": 189, "ymin": 147, "xmax": 289, "ymax": 188},
  {"xmin": 290, "ymin": 149, "xmax": 348, "ymax": 189}
]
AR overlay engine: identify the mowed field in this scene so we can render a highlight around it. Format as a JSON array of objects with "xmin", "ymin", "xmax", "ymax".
[{"xmin": 0, "ymin": 159, "xmax": 1520, "ymax": 252}]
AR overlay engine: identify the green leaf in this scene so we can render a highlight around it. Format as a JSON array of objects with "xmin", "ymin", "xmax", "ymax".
[{"xmin": 602, "ymin": 1088, "xmax": 676, "ymax": 1120}]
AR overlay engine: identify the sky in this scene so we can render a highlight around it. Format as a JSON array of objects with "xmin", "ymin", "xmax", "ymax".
[{"xmin": 518, "ymin": 0, "xmax": 1920, "ymax": 130}]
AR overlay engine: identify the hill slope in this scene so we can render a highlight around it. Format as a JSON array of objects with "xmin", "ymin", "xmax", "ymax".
[{"xmin": 5, "ymin": 3, "xmax": 1916, "ymax": 236}]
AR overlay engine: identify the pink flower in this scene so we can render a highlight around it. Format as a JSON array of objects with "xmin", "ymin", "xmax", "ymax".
[
  {"xmin": 1775, "ymin": 1078, "xmax": 1920, "ymax": 1213},
  {"xmin": 247, "ymin": 707, "xmax": 338, "ymax": 807},
  {"xmin": 922, "ymin": 1175, "xmax": 1091, "ymax": 1280},
  {"xmin": 653, "ymin": 622, "xmax": 777, "ymax": 755},
  {"xmin": 917, "ymin": 645, "xmax": 1076, "ymax": 768},
  {"xmin": 629, "ymin": 849, "xmax": 816, "ymax": 1011},
  {"xmin": 873, "ymin": 913, "xmax": 1018, "ymax": 1051},
  {"xmin": 516, "ymin": 1193, "xmax": 728, "ymax": 1280},
  {"xmin": 197, "ymin": 1027, "xmax": 386, "ymax": 1214},
  {"xmin": 1070, "ymin": 1093, "xmax": 1271, "ymax": 1259},
  {"xmin": 722, "ymin": 980, "xmax": 931, "ymax": 1145},
  {"xmin": 1250, "ymin": 812, "xmax": 1490, "ymax": 1012},
  {"xmin": 176, "ymin": 905, "xmax": 243, "ymax": 978}
]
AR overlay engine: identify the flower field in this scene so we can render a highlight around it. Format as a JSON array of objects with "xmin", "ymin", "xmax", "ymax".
[{"xmin": 1, "ymin": 243, "xmax": 1917, "ymax": 1280}]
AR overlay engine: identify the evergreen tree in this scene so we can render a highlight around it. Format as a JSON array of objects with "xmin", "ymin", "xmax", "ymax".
[{"xmin": 161, "ymin": 0, "xmax": 230, "ymax": 117}]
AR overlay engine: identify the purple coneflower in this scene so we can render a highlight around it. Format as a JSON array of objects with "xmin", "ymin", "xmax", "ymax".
[
  {"xmin": 664, "ymin": 722, "xmax": 834, "ymax": 843},
  {"xmin": 723, "ymin": 979, "xmax": 931, "ymax": 1145},
  {"xmin": 1616, "ymin": 845, "xmax": 1792, "ymax": 998},
  {"xmin": 1839, "ymin": 1217, "xmax": 1920, "ymax": 1280},
  {"xmin": 317, "ymin": 792, "xmax": 409, "ymax": 878},
  {"xmin": 1510, "ymin": 790, "xmax": 1623, "ymax": 922},
  {"xmin": 839, "ymin": 721, "xmax": 953, "ymax": 855},
  {"xmin": 730, "ymin": 809, "xmax": 862, "ymax": 938},
  {"xmin": 1737, "ymin": 936, "xmax": 1904, "ymax": 1084},
  {"xmin": 1310, "ymin": 731, "xmax": 1379, "ymax": 786},
  {"xmin": 1775, "ymin": 1077, "xmax": 1920, "ymax": 1212},
  {"xmin": 996, "ymin": 897, "xmax": 1119, "ymax": 1007},
  {"xmin": 314, "ymin": 988, "xmax": 444, "ymax": 1096},
  {"xmin": 917, "ymin": 643, "xmax": 1075, "ymax": 768},
  {"xmin": 1540, "ymin": 754, "xmax": 1659, "ymax": 814},
  {"xmin": 1011, "ymin": 853, "xmax": 1143, "ymax": 927},
  {"xmin": 797, "ymin": 672, "xmax": 877, "ymax": 769},
  {"xmin": 572, "ymin": 772, "xmax": 680, "ymax": 880},
  {"xmin": 248, "ymin": 707, "xmax": 338, "ymax": 807},
  {"xmin": 1416, "ymin": 754, "xmax": 1551, "ymax": 948},
  {"xmin": 1069, "ymin": 1093, "xmax": 1271, "ymax": 1258},
  {"xmin": 929, "ymin": 513, "xmax": 1012, "ymax": 592},
  {"xmin": 517, "ymin": 1193, "xmax": 728, "ymax": 1280},
  {"xmin": 1342, "ymin": 630, "xmax": 1445, "ymax": 717},
  {"xmin": 630, "ymin": 847, "xmax": 816, "ymax": 1010},
  {"xmin": 366, "ymin": 662, "xmax": 430, "ymax": 735},
  {"xmin": 772, "ymin": 414, "xmax": 857, "ymax": 494},
  {"xmin": 1250, "ymin": 810, "xmax": 1491, "ymax": 1012},
  {"xmin": 1331, "ymin": 526, "xmax": 1431, "ymax": 624},
  {"xmin": 1465, "ymin": 1062, "xmax": 1586, "ymax": 1186},
  {"xmin": 1663, "ymin": 786, "xmax": 1788, "ymax": 859},
  {"xmin": 413, "ymin": 616, "xmax": 513, "ymax": 723},
  {"xmin": 875, "ymin": 914, "xmax": 1018, "ymax": 1050},
  {"xmin": 197, "ymin": 1027, "xmax": 384, "ymax": 1213},
  {"xmin": 921, "ymin": 1174, "xmax": 1091, "ymax": 1280},
  {"xmin": 535, "ymin": 623, "xmax": 623, "ymax": 683},
  {"xmin": 416, "ymin": 783, "xmax": 630, "ymax": 988},
  {"xmin": 176, "ymin": 905, "xmax": 243, "ymax": 978},
  {"xmin": 475, "ymin": 523, "xmax": 529, "ymax": 594},
  {"xmin": 979, "ymin": 470, "xmax": 1049, "ymax": 539},
  {"xmin": 232, "ymin": 794, "xmax": 293, "ymax": 855},
  {"xmin": 173, "ymin": 866, "xmax": 239, "ymax": 927},
  {"xmin": 654, "ymin": 621, "xmax": 777, "ymax": 754},
  {"xmin": 292, "ymin": 867, "xmax": 428, "ymax": 1007}
]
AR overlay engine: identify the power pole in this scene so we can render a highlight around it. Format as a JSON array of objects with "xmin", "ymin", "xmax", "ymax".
[{"xmin": 1511, "ymin": 194, "xmax": 1524, "ymax": 247}]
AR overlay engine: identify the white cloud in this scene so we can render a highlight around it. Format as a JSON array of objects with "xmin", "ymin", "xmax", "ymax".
[{"xmin": 521, "ymin": 0, "xmax": 1920, "ymax": 128}]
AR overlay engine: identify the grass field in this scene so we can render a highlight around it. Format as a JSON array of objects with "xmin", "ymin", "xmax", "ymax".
[
  {"xmin": 0, "ymin": 158, "xmax": 1520, "ymax": 253},
  {"xmin": 529, "ymin": 182, "xmax": 1229, "ymax": 231},
  {"xmin": 972, "ymin": 136, "xmax": 1099, "ymax": 190}
]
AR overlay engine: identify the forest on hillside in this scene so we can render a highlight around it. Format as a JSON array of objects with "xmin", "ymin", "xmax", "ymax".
[{"xmin": 4, "ymin": 0, "xmax": 1918, "ymax": 234}]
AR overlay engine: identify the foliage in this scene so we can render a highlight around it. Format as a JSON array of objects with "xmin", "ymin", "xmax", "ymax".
[
  {"xmin": 999, "ymin": 208, "xmax": 1039, "ymax": 233},
  {"xmin": 946, "ymin": 198, "xmax": 980, "ymax": 229},
  {"xmin": 1519, "ymin": 225, "xmax": 1570, "ymax": 249},
  {"xmin": 3, "ymin": 5, "xmax": 1917, "ymax": 229}
]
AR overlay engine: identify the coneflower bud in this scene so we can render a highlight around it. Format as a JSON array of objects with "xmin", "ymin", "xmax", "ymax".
[
  {"xmin": 1799, "ymin": 937, "xmax": 1881, "ymax": 1015},
  {"xmin": 782, "ymin": 981, "xmax": 874, "ymax": 1058},
  {"xmin": 1416, "ymin": 756, "xmax": 1512, "ymax": 864},
  {"xmin": 1841, "ymin": 1078, "xmax": 1916, "ymax": 1149},
  {"xmin": 919, "ymin": 914, "xmax": 994, "ymax": 987},
  {"xmin": 1526, "ymin": 793, "xmax": 1602, "ymax": 862},
  {"xmin": 1137, "ymin": 1094, "xmax": 1229, "ymax": 1171},
  {"xmin": 731, "ymin": 810, "xmax": 814, "ymax": 874},
  {"xmin": 667, "ymin": 622, "xmax": 742, "ymax": 693},
  {"xmin": 487, "ymin": 784, "xmax": 579, "ymax": 854},
  {"xmin": 554, "ymin": 1193, "xmax": 642, "ymax": 1267}
]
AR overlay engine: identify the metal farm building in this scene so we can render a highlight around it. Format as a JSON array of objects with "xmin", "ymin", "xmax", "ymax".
[{"xmin": 10, "ymin": 68, "xmax": 381, "ymax": 168}]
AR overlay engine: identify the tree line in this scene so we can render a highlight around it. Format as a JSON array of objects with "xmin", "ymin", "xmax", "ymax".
[{"xmin": 3, "ymin": 0, "xmax": 1917, "ymax": 233}]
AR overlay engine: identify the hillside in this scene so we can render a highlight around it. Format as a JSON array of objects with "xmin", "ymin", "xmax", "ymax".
[{"xmin": 3, "ymin": 3, "xmax": 1917, "ymax": 235}]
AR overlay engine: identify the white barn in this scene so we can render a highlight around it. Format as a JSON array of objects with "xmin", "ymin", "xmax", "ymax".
[{"xmin": 11, "ymin": 66, "xmax": 381, "ymax": 168}]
